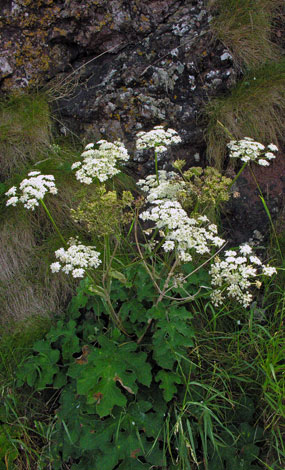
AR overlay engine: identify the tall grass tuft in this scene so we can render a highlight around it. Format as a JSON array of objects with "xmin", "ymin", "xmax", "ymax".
[
  {"xmin": 208, "ymin": 0, "xmax": 284, "ymax": 69},
  {"xmin": 205, "ymin": 59, "xmax": 285, "ymax": 167}
]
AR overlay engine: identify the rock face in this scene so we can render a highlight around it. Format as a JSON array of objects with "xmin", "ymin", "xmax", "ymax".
[
  {"xmin": 0, "ymin": 1, "xmax": 237, "ymax": 168},
  {"xmin": 0, "ymin": 0, "xmax": 284, "ymax": 241}
]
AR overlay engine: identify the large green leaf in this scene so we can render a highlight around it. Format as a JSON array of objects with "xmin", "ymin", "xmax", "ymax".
[
  {"xmin": 153, "ymin": 306, "xmax": 195, "ymax": 369},
  {"xmin": 155, "ymin": 370, "xmax": 182, "ymax": 402},
  {"xmin": 67, "ymin": 337, "xmax": 152, "ymax": 417},
  {"xmin": 16, "ymin": 340, "xmax": 60, "ymax": 389}
]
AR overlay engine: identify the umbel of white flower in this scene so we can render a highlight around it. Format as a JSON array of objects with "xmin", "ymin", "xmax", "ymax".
[
  {"xmin": 210, "ymin": 244, "xmax": 277, "ymax": 308},
  {"xmin": 50, "ymin": 238, "xmax": 101, "ymax": 278},
  {"xmin": 136, "ymin": 125, "xmax": 182, "ymax": 153},
  {"xmin": 5, "ymin": 171, "xmax": 58, "ymax": 210},
  {"xmin": 140, "ymin": 199, "xmax": 224, "ymax": 262},
  {"xmin": 71, "ymin": 140, "xmax": 130, "ymax": 184},
  {"xmin": 137, "ymin": 170, "xmax": 185, "ymax": 204},
  {"xmin": 227, "ymin": 138, "xmax": 278, "ymax": 166}
]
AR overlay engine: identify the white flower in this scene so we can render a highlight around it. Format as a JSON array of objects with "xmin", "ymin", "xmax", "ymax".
[
  {"xmin": 71, "ymin": 162, "xmax": 81, "ymax": 170},
  {"xmin": 51, "ymin": 239, "xmax": 101, "ymax": 279},
  {"xmin": 267, "ymin": 144, "xmax": 278, "ymax": 152},
  {"xmin": 5, "ymin": 172, "xmax": 58, "ymax": 210},
  {"xmin": 6, "ymin": 196, "xmax": 19, "ymax": 207},
  {"xmin": 85, "ymin": 143, "xmax": 94, "ymax": 150},
  {"xmin": 137, "ymin": 171, "xmax": 184, "ymax": 203},
  {"xmin": 240, "ymin": 244, "xmax": 252, "ymax": 255},
  {"xmin": 50, "ymin": 262, "xmax": 61, "ymax": 273},
  {"xmin": 225, "ymin": 250, "xmax": 237, "ymax": 257},
  {"xmin": 140, "ymin": 199, "xmax": 224, "ymax": 261},
  {"xmin": 72, "ymin": 268, "xmax": 85, "ymax": 278},
  {"xmin": 262, "ymin": 266, "xmax": 277, "ymax": 276},
  {"xmin": 136, "ymin": 126, "xmax": 181, "ymax": 153},
  {"xmin": 208, "ymin": 224, "xmax": 218, "ymax": 233},
  {"xmin": 198, "ymin": 215, "xmax": 209, "ymax": 223},
  {"xmin": 258, "ymin": 159, "xmax": 270, "ymax": 166},
  {"xmin": 163, "ymin": 240, "xmax": 175, "ymax": 252},
  {"xmin": 250, "ymin": 255, "xmax": 262, "ymax": 265},
  {"xmin": 72, "ymin": 140, "xmax": 129, "ymax": 184},
  {"xmin": 5, "ymin": 186, "xmax": 17, "ymax": 196},
  {"xmin": 210, "ymin": 289, "xmax": 224, "ymax": 306},
  {"xmin": 209, "ymin": 244, "xmax": 277, "ymax": 307},
  {"xmin": 264, "ymin": 152, "xmax": 275, "ymax": 160},
  {"xmin": 227, "ymin": 138, "xmax": 276, "ymax": 166}
]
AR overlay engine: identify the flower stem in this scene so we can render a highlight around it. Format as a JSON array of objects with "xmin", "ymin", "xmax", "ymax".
[
  {"xmin": 228, "ymin": 161, "xmax": 248, "ymax": 189},
  {"xmin": 40, "ymin": 199, "xmax": 67, "ymax": 246}
]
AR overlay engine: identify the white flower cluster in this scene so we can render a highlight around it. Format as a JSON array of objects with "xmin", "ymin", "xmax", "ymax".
[
  {"xmin": 137, "ymin": 170, "xmax": 184, "ymax": 203},
  {"xmin": 227, "ymin": 138, "xmax": 278, "ymax": 166},
  {"xmin": 50, "ymin": 238, "xmax": 101, "ymax": 278},
  {"xmin": 210, "ymin": 244, "xmax": 277, "ymax": 307},
  {"xmin": 136, "ymin": 125, "xmax": 182, "ymax": 153},
  {"xmin": 71, "ymin": 140, "xmax": 130, "ymax": 184},
  {"xmin": 140, "ymin": 199, "xmax": 224, "ymax": 262},
  {"xmin": 5, "ymin": 171, "xmax": 58, "ymax": 211}
]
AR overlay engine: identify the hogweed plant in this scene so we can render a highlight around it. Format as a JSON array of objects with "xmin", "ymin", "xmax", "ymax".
[{"xmin": 5, "ymin": 128, "xmax": 279, "ymax": 470}]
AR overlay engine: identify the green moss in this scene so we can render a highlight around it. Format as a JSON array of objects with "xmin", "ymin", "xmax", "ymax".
[
  {"xmin": 208, "ymin": 0, "xmax": 283, "ymax": 69},
  {"xmin": 205, "ymin": 59, "xmax": 285, "ymax": 167}
]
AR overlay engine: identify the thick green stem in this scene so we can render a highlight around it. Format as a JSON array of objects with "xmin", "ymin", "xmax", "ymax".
[
  {"xmin": 40, "ymin": 199, "xmax": 67, "ymax": 246},
  {"xmin": 228, "ymin": 161, "xmax": 248, "ymax": 189}
]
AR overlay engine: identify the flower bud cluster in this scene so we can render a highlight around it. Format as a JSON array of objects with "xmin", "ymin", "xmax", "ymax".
[
  {"xmin": 140, "ymin": 198, "xmax": 224, "ymax": 262},
  {"xmin": 136, "ymin": 125, "xmax": 182, "ymax": 153},
  {"xmin": 5, "ymin": 171, "xmax": 58, "ymax": 210},
  {"xmin": 50, "ymin": 238, "xmax": 101, "ymax": 278},
  {"xmin": 71, "ymin": 140, "xmax": 129, "ymax": 184},
  {"xmin": 227, "ymin": 138, "xmax": 278, "ymax": 166},
  {"xmin": 210, "ymin": 244, "xmax": 277, "ymax": 307}
]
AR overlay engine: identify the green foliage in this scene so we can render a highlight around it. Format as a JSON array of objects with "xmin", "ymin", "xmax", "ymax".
[
  {"xmin": 13, "ymin": 258, "xmax": 283, "ymax": 469},
  {"xmin": 1, "ymin": 90, "xmax": 284, "ymax": 470},
  {"xmin": 173, "ymin": 162, "xmax": 232, "ymax": 217},
  {"xmin": 14, "ymin": 262, "xmax": 199, "ymax": 469},
  {"xmin": 0, "ymin": 316, "xmax": 54, "ymax": 470},
  {"xmin": 208, "ymin": 422, "xmax": 264, "ymax": 470},
  {"xmin": 0, "ymin": 424, "xmax": 20, "ymax": 469},
  {"xmin": 71, "ymin": 185, "xmax": 134, "ymax": 237},
  {"xmin": 0, "ymin": 315, "xmax": 52, "ymax": 384}
]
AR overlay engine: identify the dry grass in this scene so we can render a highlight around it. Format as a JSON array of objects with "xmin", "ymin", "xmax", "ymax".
[
  {"xmin": 208, "ymin": 0, "xmax": 284, "ymax": 69},
  {"xmin": 0, "ymin": 214, "xmax": 74, "ymax": 323},
  {"xmin": 204, "ymin": 59, "xmax": 285, "ymax": 168}
]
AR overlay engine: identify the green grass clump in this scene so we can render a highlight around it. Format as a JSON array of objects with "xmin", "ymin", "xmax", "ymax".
[
  {"xmin": 0, "ymin": 316, "xmax": 53, "ymax": 470},
  {"xmin": 0, "ymin": 316, "xmax": 52, "ymax": 384},
  {"xmin": 208, "ymin": 0, "xmax": 283, "ymax": 69},
  {"xmin": 0, "ymin": 93, "xmax": 51, "ymax": 178},
  {"xmin": 205, "ymin": 59, "xmax": 285, "ymax": 167}
]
